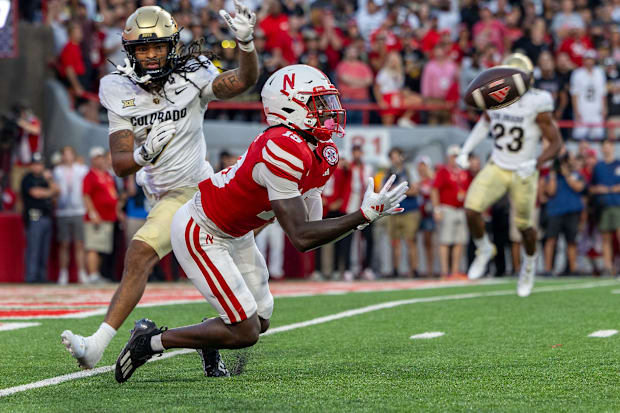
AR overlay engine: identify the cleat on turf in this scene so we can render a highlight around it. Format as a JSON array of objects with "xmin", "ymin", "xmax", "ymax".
[
  {"xmin": 468, "ymin": 243, "xmax": 497, "ymax": 280},
  {"xmin": 115, "ymin": 318, "xmax": 166, "ymax": 383},
  {"xmin": 197, "ymin": 318, "xmax": 229, "ymax": 377},
  {"xmin": 197, "ymin": 348, "xmax": 230, "ymax": 377},
  {"xmin": 61, "ymin": 330, "xmax": 103, "ymax": 370},
  {"xmin": 517, "ymin": 259, "xmax": 535, "ymax": 297}
]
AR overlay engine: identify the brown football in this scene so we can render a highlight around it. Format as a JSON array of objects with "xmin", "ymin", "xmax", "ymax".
[{"xmin": 463, "ymin": 66, "xmax": 532, "ymax": 111}]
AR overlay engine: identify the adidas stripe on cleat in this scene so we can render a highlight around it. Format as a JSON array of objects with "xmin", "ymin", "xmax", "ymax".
[{"xmin": 115, "ymin": 318, "xmax": 166, "ymax": 383}]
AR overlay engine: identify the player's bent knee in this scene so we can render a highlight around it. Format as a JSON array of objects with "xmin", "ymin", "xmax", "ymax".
[
  {"xmin": 229, "ymin": 314, "xmax": 261, "ymax": 349},
  {"xmin": 465, "ymin": 208, "xmax": 481, "ymax": 219},
  {"xmin": 259, "ymin": 317, "xmax": 270, "ymax": 333},
  {"xmin": 123, "ymin": 240, "xmax": 159, "ymax": 279}
]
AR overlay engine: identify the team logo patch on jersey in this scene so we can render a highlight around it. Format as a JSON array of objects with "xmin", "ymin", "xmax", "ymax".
[
  {"xmin": 121, "ymin": 98, "xmax": 136, "ymax": 108},
  {"xmin": 323, "ymin": 146, "xmax": 339, "ymax": 166},
  {"xmin": 489, "ymin": 86, "xmax": 511, "ymax": 103}
]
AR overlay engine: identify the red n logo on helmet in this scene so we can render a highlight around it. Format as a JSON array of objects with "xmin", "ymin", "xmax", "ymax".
[{"xmin": 283, "ymin": 74, "xmax": 295, "ymax": 91}]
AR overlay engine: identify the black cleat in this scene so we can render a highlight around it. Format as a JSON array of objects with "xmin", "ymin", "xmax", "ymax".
[
  {"xmin": 197, "ymin": 348, "xmax": 230, "ymax": 377},
  {"xmin": 115, "ymin": 318, "xmax": 166, "ymax": 383},
  {"xmin": 196, "ymin": 317, "xmax": 229, "ymax": 377}
]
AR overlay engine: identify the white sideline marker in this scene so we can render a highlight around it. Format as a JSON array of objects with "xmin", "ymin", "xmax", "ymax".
[
  {"xmin": 588, "ymin": 330, "xmax": 618, "ymax": 338},
  {"xmin": 410, "ymin": 332, "xmax": 445, "ymax": 339},
  {"xmin": 0, "ymin": 322, "xmax": 40, "ymax": 332},
  {"xmin": 0, "ymin": 279, "xmax": 616, "ymax": 398}
]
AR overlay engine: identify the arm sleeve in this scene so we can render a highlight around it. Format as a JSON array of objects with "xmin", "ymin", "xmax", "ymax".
[
  {"xmin": 303, "ymin": 187, "xmax": 323, "ymax": 221},
  {"xmin": 536, "ymin": 91, "xmax": 555, "ymax": 113},
  {"xmin": 107, "ymin": 110, "xmax": 133, "ymax": 134},
  {"xmin": 461, "ymin": 116, "xmax": 490, "ymax": 154},
  {"xmin": 253, "ymin": 162, "xmax": 301, "ymax": 200},
  {"xmin": 193, "ymin": 56, "xmax": 221, "ymax": 106}
]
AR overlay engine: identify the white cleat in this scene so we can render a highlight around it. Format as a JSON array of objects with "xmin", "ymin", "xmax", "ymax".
[
  {"xmin": 517, "ymin": 260, "xmax": 535, "ymax": 297},
  {"xmin": 61, "ymin": 330, "xmax": 104, "ymax": 369},
  {"xmin": 467, "ymin": 244, "xmax": 497, "ymax": 280}
]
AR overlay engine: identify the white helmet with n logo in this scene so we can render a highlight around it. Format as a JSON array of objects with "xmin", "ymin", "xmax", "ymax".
[{"xmin": 261, "ymin": 64, "xmax": 346, "ymax": 142}]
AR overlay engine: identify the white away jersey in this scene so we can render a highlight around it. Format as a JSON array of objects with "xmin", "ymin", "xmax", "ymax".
[
  {"xmin": 99, "ymin": 56, "xmax": 219, "ymax": 197},
  {"xmin": 487, "ymin": 88, "xmax": 554, "ymax": 170},
  {"xmin": 570, "ymin": 66, "xmax": 607, "ymax": 120}
]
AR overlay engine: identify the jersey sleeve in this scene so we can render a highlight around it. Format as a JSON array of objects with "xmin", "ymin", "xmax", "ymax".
[
  {"xmin": 253, "ymin": 162, "xmax": 302, "ymax": 200},
  {"xmin": 107, "ymin": 110, "xmax": 133, "ymax": 134},
  {"xmin": 303, "ymin": 187, "xmax": 323, "ymax": 221},
  {"xmin": 184, "ymin": 56, "xmax": 220, "ymax": 106},
  {"xmin": 536, "ymin": 90, "xmax": 555, "ymax": 113},
  {"xmin": 260, "ymin": 135, "xmax": 313, "ymax": 185}
]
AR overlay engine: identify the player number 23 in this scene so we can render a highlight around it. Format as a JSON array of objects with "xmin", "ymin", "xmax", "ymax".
[{"xmin": 492, "ymin": 124, "xmax": 524, "ymax": 153}]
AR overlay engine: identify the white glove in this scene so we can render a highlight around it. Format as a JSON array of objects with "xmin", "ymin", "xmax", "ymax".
[
  {"xmin": 133, "ymin": 119, "xmax": 176, "ymax": 166},
  {"xmin": 456, "ymin": 152, "xmax": 470, "ymax": 170},
  {"xmin": 116, "ymin": 58, "xmax": 152, "ymax": 84},
  {"xmin": 360, "ymin": 174, "xmax": 408, "ymax": 223},
  {"xmin": 516, "ymin": 159, "xmax": 537, "ymax": 179},
  {"xmin": 219, "ymin": 0, "xmax": 256, "ymax": 50}
]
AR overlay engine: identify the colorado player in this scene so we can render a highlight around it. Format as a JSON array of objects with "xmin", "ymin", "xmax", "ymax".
[
  {"xmin": 113, "ymin": 65, "xmax": 409, "ymax": 382},
  {"xmin": 456, "ymin": 54, "xmax": 562, "ymax": 296},
  {"xmin": 61, "ymin": 2, "xmax": 259, "ymax": 374}
]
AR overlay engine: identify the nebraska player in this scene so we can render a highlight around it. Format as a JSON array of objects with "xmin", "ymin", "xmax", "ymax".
[{"xmin": 114, "ymin": 65, "xmax": 408, "ymax": 382}]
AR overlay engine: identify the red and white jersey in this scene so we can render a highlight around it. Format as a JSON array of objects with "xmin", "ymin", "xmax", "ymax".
[{"xmin": 196, "ymin": 126, "xmax": 339, "ymax": 237}]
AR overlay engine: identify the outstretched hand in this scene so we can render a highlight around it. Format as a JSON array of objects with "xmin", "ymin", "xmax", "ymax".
[{"xmin": 360, "ymin": 174, "xmax": 408, "ymax": 223}]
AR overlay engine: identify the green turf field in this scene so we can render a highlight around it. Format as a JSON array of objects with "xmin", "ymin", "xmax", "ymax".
[{"xmin": 1, "ymin": 279, "xmax": 620, "ymax": 412}]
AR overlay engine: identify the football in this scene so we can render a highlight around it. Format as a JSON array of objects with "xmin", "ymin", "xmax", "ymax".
[{"xmin": 463, "ymin": 66, "xmax": 532, "ymax": 111}]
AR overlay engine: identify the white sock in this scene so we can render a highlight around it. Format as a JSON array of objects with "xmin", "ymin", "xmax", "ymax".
[
  {"xmin": 59, "ymin": 269, "xmax": 68, "ymax": 279},
  {"xmin": 473, "ymin": 233, "xmax": 490, "ymax": 249},
  {"xmin": 524, "ymin": 251, "xmax": 537, "ymax": 264},
  {"xmin": 91, "ymin": 322, "xmax": 116, "ymax": 348},
  {"xmin": 150, "ymin": 333, "xmax": 164, "ymax": 352}
]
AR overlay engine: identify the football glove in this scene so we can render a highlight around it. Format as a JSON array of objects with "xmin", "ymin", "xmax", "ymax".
[
  {"xmin": 455, "ymin": 152, "xmax": 470, "ymax": 170},
  {"xmin": 219, "ymin": 0, "xmax": 256, "ymax": 44},
  {"xmin": 116, "ymin": 58, "xmax": 152, "ymax": 84},
  {"xmin": 360, "ymin": 174, "xmax": 408, "ymax": 223},
  {"xmin": 516, "ymin": 159, "xmax": 537, "ymax": 179},
  {"xmin": 133, "ymin": 119, "xmax": 176, "ymax": 166}
]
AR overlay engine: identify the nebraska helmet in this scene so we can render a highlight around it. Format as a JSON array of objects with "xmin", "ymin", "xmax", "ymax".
[{"xmin": 261, "ymin": 64, "xmax": 346, "ymax": 141}]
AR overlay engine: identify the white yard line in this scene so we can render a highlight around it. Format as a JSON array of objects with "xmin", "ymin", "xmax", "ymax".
[
  {"xmin": 410, "ymin": 332, "xmax": 445, "ymax": 339},
  {"xmin": 0, "ymin": 279, "xmax": 615, "ymax": 398},
  {"xmin": 0, "ymin": 322, "xmax": 40, "ymax": 332},
  {"xmin": 588, "ymin": 330, "xmax": 618, "ymax": 338}
]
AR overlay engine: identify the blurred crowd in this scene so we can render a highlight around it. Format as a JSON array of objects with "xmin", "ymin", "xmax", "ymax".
[
  {"xmin": 303, "ymin": 139, "xmax": 620, "ymax": 281},
  {"xmin": 14, "ymin": 0, "xmax": 620, "ymax": 132},
  {"xmin": 8, "ymin": 0, "xmax": 620, "ymax": 282},
  {"xmin": 4, "ymin": 102, "xmax": 620, "ymax": 282}
]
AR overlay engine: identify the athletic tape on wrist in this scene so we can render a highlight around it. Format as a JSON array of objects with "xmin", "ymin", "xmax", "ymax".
[{"xmin": 238, "ymin": 40, "xmax": 255, "ymax": 53}]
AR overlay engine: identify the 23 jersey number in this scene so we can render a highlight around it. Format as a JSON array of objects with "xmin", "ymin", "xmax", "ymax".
[{"xmin": 492, "ymin": 124, "xmax": 524, "ymax": 152}]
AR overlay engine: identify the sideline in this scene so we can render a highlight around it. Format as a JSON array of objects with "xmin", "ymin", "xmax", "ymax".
[{"xmin": 0, "ymin": 279, "xmax": 615, "ymax": 398}]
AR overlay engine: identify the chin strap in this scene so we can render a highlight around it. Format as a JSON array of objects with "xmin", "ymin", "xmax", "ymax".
[{"xmin": 116, "ymin": 58, "xmax": 153, "ymax": 84}]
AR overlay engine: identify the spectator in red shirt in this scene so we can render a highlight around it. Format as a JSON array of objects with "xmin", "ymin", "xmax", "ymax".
[
  {"xmin": 59, "ymin": 21, "xmax": 87, "ymax": 97},
  {"xmin": 83, "ymin": 147, "xmax": 119, "ymax": 283},
  {"xmin": 310, "ymin": 6, "xmax": 346, "ymax": 72},
  {"xmin": 473, "ymin": 4, "xmax": 507, "ymax": 55},
  {"xmin": 258, "ymin": 0, "xmax": 289, "ymax": 53},
  {"xmin": 416, "ymin": 155, "xmax": 436, "ymax": 277},
  {"xmin": 335, "ymin": 46, "xmax": 374, "ymax": 124},
  {"xmin": 431, "ymin": 145, "xmax": 472, "ymax": 278},
  {"xmin": 557, "ymin": 26, "xmax": 593, "ymax": 67},
  {"xmin": 59, "ymin": 21, "xmax": 99, "ymax": 122}
]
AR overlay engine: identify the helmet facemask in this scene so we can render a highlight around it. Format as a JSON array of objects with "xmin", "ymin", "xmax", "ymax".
[
  {"xmin": 121, "ymin": 6, "xmax": 181, "ymax": 83},
  {"xmin": 123, "ymin": 35, "xmax": 180, "ymax": 81},
  {"xmin": 302, "ymin": 90, "xmax": 346, "ymax": 142}
]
